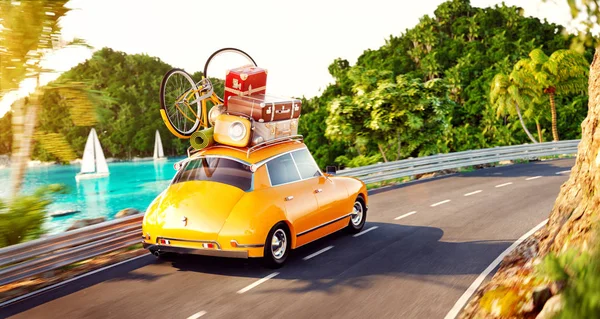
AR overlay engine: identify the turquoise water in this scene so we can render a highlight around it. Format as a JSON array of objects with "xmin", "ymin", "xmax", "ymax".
[{"xmin": 0, "ymin": 157, "xmax": 184, "ymax": 234}]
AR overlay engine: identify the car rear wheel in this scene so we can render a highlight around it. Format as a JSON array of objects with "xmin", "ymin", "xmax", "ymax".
[
  {"xmin": 263, "ymin": 222, "xmax": 290, "ymax": 268},
  {"xmin": 346, "ymin": 198, "xmax": 366, "ymax": 234}
]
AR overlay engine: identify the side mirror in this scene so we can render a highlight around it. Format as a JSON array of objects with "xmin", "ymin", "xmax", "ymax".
[{"xmin": 326, "ymin": 166, "xmax": 337, "ymax": 176}]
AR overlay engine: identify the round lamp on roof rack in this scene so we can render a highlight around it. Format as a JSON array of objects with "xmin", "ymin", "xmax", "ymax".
[{"xmin": 208, "ymin": 104, "xmax": 225, "ymax": 126}]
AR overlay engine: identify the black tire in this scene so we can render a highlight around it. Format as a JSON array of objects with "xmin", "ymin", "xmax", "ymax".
[
  {"xmin": 346, "ymin": 197, "xmax": 367, "ymax": 234},
  {"xmin": 159, "ymin": 68, "xmax": 201, "ymax": 138},
  {"xmin": 263, "ymin": 222, "xmax": 291, "ymax": 268}
]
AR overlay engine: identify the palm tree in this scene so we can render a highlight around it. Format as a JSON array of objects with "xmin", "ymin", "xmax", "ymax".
[
  {"xmin": 1, "ymin": 1, "xmax": 92, "ymax": 196},
  {"xmin": 490, "ymin": 72, "xmax": 539, "ymax": 144},
  {"xmin": 522, "ymin": 49, "xmax": 589, "ymax": 141}
]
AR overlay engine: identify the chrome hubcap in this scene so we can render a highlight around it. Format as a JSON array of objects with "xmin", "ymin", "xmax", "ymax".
[
  {"xmin": 271, "ymin": 229, "xmax": 287, "ymax": 259},
  {"xmin": 351, "ymin": 202, "xmax": 363, "ymax": 226}
]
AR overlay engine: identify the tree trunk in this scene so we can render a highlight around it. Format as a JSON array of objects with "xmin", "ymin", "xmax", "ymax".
[
  {"xmin": 515, "ymin": 103, "xmax": 538, "ymax": 144},
  {"xmin": 377, "ymin": 143, "xmax": 388, "ymax": 162},
  {"xmin": 549, "ymin": 91, "xmax": 560, "ymax": 141},
  {"xmin": 10, "ymin": 93, "xmax": 39, "ymax": 197},
  {"xmin": 536, "ymin": 120, "xmax": 543, "ymax": 143}
]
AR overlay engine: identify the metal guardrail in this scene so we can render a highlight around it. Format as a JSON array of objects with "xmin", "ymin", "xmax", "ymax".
[
  {"xmin": 0, "ymin": 214, "xmax": 143, "ymax": 287},
  {"xmin": 338, "ymin": 140, "xmax": 579, "ymax": 184},
  {"xmin": 0, "ymin": 140, "xmax": 579, "ymax": 287}
]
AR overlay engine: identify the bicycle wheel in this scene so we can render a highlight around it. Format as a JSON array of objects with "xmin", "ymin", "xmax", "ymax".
[
  {"xmin": 159, "ymin": 69, "xmax": 201, "ymax": 138},
  {"xmin": 203, "ymin": 48, "xmax": 257, "ymax": 104}
]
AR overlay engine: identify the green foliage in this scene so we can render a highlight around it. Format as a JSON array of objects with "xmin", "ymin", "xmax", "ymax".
[
  {"xmin": 0, "ymin": 184, "xmax": 67, "ymax": 247},
  {"xmin": 538, "ymin": 232, "xmax": 600, "ymax": 318},
  {"xmin": 306, "ymin": 0, "xmax": 593, "ymax": 167},
  {"xmin": 0, "ymin": 0, "xmax": 71, "ymax": 96},
  {"xmin": 326, "ymin": 72, "xmax": 455, "ymax": 162},
  {"xmin": 335, "ymin": 154, "xmax": 383, "ymax": 168},
  {"xmin": 22, "ymin": 48, "xmax": 221, "ymax": 160},
  {"xmin": 0, "ymin": 0, "xmax": 593, "ymax": 168},
  {"xmin": 0, "ymin": 111, "xmax": 11, "ymax": 154}
]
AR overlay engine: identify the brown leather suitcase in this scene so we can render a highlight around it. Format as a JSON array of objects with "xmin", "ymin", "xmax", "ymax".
[{"xmin": 227, "ymin": 94, "xmax": 302, "ymax": 122}]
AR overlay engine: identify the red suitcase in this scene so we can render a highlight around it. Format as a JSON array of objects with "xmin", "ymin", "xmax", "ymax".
[
  {"xmin": 227, "ymin": 94, "xmax": 302, "ymax": 122},
  {"xmin": 224, "ymin": 65, "xmax": 267, "ymax": 106}
]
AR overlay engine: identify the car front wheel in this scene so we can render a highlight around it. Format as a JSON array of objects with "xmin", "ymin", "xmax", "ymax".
[
  {"xmin": 347, "ymin": 198, "xmax": 366, "ymax": 234},
  {"xmin": 263, "ymin": 222, "xmax": 290, "ymax": 268}
]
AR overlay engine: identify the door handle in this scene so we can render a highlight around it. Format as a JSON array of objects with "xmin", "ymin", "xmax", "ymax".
[
  {"xmin": 285, "ymin": 196, "xmax": 294, "ymax": 201},
  {"xmin": 314, "ymin": 189, "xmax": 323, "ymax": 194}
]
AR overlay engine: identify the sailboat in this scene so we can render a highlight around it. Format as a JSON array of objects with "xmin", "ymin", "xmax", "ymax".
[
  {"xmin": 153, "ymin": 130, "xmax": 166, "ymax": 161},
  {"xmin": 76, "ymin": 128, "xmax": 109, "ymax": 181}
]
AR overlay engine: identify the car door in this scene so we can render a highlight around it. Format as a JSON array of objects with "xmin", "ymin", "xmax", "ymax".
[
  {"xmin": 265, "ymin": 153, "xmax": 321, "ymax": 238},
  {"xmin": 290, "ymin": 149, "xmax": 349, "ymax": 227}
]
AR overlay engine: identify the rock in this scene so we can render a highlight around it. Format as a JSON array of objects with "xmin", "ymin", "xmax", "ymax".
[
  {"xmin": 536, "ymin": 294, "xmax": 563, "ymax": 319},
  {"xmin": 498, "ymin": 160, "xmax": 513, "ymax": 165},
  {"xmin": 66, "ymin": 217, "xmax": 106, "ymax": 231},
  {"xmin": 532, "ymin": 286, "xmax": 553, "ymax": 311},
  {"xmin": 115, "ymin": 208, "xmax": 141, "ymax": 218}
]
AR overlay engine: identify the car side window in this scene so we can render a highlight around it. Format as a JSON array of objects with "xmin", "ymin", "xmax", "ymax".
[
  {"xmin": 291, "ymin": 149, "xmax": 321, "ymax": 179},
  {"xmin": 266, "ymin": 153, "xmax": 301, "ymax": 186}
]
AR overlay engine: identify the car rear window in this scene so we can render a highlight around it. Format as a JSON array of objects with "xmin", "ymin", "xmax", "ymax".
[{"xmin": 172, "ymin": 157, "xmax": 253, "ymax": 191}]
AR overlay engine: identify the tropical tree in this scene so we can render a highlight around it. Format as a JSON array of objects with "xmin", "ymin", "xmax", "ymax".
[
  {"xmin": 521, "ymin": 49, "xmax": 589, "ymax": 141},
  {"xmin": 490, "ymin": 70, "xmax": 540, "ymax": 144},
  {"xmin": 0, "ymin": 0, "xmax": 93, "ymax": 196}
]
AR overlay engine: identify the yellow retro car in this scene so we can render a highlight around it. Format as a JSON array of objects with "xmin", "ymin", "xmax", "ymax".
[{"xmin": 142, "ymin": 139, "xmax": 368, "ymax": 267}]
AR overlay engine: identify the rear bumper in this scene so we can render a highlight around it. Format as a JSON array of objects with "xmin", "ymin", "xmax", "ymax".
[{"xmin": 143, "ymin": 243, "xmax": 249, "ymax": 258}]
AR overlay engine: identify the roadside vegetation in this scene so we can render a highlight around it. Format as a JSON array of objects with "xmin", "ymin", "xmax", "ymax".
[
  {"xmin": 461, "ymin": 0, "xmax": 600, "ymax": 318},
  {"xmin": 0, "ymin": 184, "xmax": 66, "ymax": 248},
  {"xmin": 0, "ymin": 0, "xmax": 593, "ymax": 169}
]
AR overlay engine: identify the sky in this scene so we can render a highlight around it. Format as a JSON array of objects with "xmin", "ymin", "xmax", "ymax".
[{"xmin": 0, "ymin": 0, "xmax": 574, "ymax": 117}]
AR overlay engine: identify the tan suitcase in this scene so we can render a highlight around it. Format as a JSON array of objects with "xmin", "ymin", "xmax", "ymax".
[{"xmin": 251, "ymin": 119, "xmax": 299, "ymax": 145}]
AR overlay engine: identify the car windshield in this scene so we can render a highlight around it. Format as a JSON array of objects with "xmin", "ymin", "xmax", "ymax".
[{"xmin": 172, "ymin": 157, "xmax": 253, "ymax": 191}]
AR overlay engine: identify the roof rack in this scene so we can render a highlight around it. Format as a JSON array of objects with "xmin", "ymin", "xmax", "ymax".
[
  {"xmin": 246, "ymin": 135, "xmax": 303, "ymax": 158},
  {"xmin": 186, "ymin": 135, "xmax": 304, "ymax": 159}
]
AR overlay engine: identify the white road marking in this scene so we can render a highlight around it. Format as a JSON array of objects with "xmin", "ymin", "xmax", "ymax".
[
  {"xmin": 556, "ymin": 170, "xmax": 571, "ymax": 175},
  {"xmin": 0, "ymin": 253, "xmax": 151, "ymax": 308},
  {"xmin": 303, "ymin": 246, "xmax": 334, "ymax": 261},
  {"xmin": 237, "ymin": 272, "xmax": 279, "ymax": 294},
  {"xmin": 495, "ymin": 182, "xmax": 513, "ymax": 188},
  {"xmin": 443, "ymin": 219, "xmax": 548, "ymax": 319},
  {"xmin": 353, "ymin": 226, "xmax": 378, "ymax": 238},
  {"xmin": 187, "ymin": 311, "xmax": 207, "ymax": 319},
  {"xmin": 526, "ymin": 176, "xmax": 542, "ymax": 180},
  {"xmin": 394, "ymin": 211, "xmax": 417, "ymax": 220},
  {"xmin": 431, "ymin": 199, "xmax": 451, "ymax": 207},
  {"xmin": 464, "ymin": 190, "xmax": 482, "ymax": 197}
]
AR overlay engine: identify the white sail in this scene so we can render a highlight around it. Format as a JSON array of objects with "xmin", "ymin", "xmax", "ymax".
[
  {"xmin": 80, "ymin": 129, "xmax": 96, "ymax": 173},
  {"xmin": 153, "ymin": 136, "xmax": 158, "ymax": 159},
  {"xmin": 92, "ymin": 129, "xmax": 109, "ymax": 174},
  {"xmin": 154, "ymin": 130, "xmax": 165, "ymax": 159}
]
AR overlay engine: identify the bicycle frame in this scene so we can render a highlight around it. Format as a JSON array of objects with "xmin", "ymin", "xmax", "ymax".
[{"xmin": 173, "ymin": 77, "xmax": 221, "ymax": 129}]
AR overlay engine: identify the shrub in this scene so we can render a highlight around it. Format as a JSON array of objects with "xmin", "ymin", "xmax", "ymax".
[
  {"xmin": 0, "ymin": 184, "xmax": 67, "ymax": 247},
  {"xmin": 538, "ymin": 229, "xmax": 600, "ymax": 318}
]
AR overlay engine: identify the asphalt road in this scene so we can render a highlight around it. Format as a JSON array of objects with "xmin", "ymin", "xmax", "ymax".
[{"xmin": 0, "ymin": 158, "xmax": 575, "ymax": 319}]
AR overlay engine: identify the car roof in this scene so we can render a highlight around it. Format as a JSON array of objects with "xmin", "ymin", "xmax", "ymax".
[{"xmin": 192, "ymin": 140, "xmax": 307, "ymax": 165}]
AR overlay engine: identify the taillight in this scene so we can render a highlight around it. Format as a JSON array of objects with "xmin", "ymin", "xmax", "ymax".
[
  {"xmin": 202, "ymin": 243, "xmax": 215, "ymax": 249},
  {"xmin": 158, "ymin": 239, "xmax": 170, "ymax": 245}
]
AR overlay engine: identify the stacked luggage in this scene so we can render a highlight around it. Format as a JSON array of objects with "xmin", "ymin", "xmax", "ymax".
[{"xmin": 213, "ymin": 65, "xmax": 303, "ymax": 148}]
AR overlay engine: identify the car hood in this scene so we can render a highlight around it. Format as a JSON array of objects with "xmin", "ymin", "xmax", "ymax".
[{"xmin": 146, "ymin": 181, "xmax": 246, "ymax": 241}]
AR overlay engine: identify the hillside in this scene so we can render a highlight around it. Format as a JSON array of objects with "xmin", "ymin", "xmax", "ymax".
[
  {"xmin": 300, "ymin": 0, "xmax": 593, "ymax": 168},
  {"xmin": 0, "ymin": 0, "xmax": 593, "ymax": 167}
]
